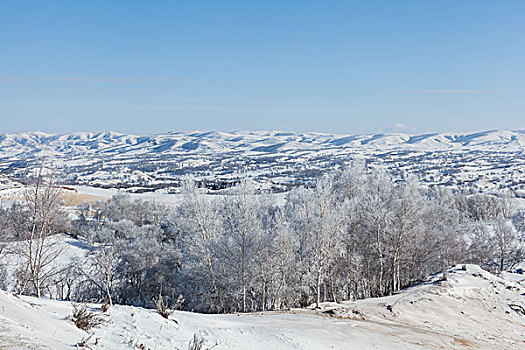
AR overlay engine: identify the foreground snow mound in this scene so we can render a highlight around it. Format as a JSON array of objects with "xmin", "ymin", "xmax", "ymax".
[
  {"xmin": 0, "ymin": 264, "xmax": 523, "ymax": 349},
  {"xmin": 0, "ymin": 292, "xmax": 435, "ymax": 350},
  {"xmin": 325, "ymin": 264, "xmax": 525, "ymax": 349},
  {"xmin": 0, "ymin": 291, "xmax": 84, "ymax": 349}
]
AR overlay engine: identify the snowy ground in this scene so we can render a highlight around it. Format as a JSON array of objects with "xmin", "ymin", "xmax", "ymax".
[
  {"xmin": 0, "ymin": 184, "xmax": 289, "ymax": 208},
  {"xmin": 0, "ymin": 264, "xmax": 523, "ymax": 349}
]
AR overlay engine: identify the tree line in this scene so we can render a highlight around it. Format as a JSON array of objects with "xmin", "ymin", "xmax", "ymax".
[{"xmin": 0, "ymin": 164, "xmax": 523, "ymax": 313}]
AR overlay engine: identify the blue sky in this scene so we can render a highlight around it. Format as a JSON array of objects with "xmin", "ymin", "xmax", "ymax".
[{"xmin": 1, "ymin": 0, "xmax": 524, "ymax": 134}]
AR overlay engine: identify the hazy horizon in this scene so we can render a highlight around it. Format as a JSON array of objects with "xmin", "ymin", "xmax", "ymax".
[{"xmin": 2, "ymin": 125, "xmax": 525, "ymax": 137}]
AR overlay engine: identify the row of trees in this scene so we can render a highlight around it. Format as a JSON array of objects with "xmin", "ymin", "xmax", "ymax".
[{"xmin": 0, "ymin": 165, "xmax": 524, "ymax": 313}]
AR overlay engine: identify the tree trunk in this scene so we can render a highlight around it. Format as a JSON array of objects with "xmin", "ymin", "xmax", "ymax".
[
  {"xmin": 106, "ymin": 272, "xmax": 113, "ymax": 306},
  {"xmin": 316, "ymin": 270, "xmax": 322, "ymax": 308},
  {"xmin": 242, "ymin": 284, "xmax": 246, "ymax": 313}
]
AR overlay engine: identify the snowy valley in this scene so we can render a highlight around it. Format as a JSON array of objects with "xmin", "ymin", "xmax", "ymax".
[{"xmin": 1, "ymin": 129, "xmax": 524, "ymax": 194}]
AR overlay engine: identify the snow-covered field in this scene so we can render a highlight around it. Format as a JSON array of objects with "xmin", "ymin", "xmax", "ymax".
[{"xmin": 1, "ymin": 264, "xmax": 523, "ymax": 349}]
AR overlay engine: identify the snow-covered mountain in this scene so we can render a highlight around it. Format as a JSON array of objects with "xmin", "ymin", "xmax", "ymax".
[
  {"xmin": 1, "ymin": 129, "xmax": 524, "ymax": 156},
  {"xmin": 0, "ymin": 130, "xmax": 524, "ymax": 194}
]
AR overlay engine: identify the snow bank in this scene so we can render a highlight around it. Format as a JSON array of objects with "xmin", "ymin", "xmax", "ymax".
[{"xmin": 325, "ymin": 264, "xmax": 525, "ymax": 349}]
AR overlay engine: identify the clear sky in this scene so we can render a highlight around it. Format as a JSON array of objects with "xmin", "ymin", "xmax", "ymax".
[{"xmin": 1, "ymin": 0, "xmax": 524, "ymax": 135}]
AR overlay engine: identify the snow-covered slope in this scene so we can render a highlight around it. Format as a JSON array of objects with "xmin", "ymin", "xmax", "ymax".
[
  {"xmin": 0, "ymin": 264, "xmax": 523, "ymax": 349},
  {"xmin": 325, "ymin": 264, "xmax": 525, "ymax": 349},
  {"xmin": 0, "ymin": 291, "xmax": 84, "ymax": 349}
]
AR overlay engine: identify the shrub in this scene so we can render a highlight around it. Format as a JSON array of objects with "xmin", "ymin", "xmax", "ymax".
[
  {"xmin": 69, "ymin": 303, "xmax": 104, "ymax": 331},
  {"xmin": 155, "ymin": 295, "xmax": 173, "ymax": 319}
]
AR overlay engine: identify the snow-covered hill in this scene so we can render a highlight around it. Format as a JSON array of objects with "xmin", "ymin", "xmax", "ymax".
[
  {"xmin": 1, "ymin": 129, "xmax": 524, "ymax": 194},
  {"xmin": 1, "ymin": 130, "xmax": 524, "ymax": 156},
  {"xmin": 0, "ymin": 264, "xmax": 523, "ymax": 349},
  {"xmin": 324, "ymin": 264, "xmax": 525, "ymax": 348}
]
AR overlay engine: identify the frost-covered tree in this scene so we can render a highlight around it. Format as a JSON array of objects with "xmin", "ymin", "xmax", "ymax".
[
  {"xmin": 286, "ymin": 174, "xmax": 348, "ymax": 307},
  {"xmin": 468, "ymin": 195, "xmax": 524, "ymax": 272},
  {"xmin": 214, "ymin": 180, "xmax": 273, "ymax": 312},
  {"xmin": 0, "ymin": 207, "xmax": 8, "ymax": 258},
  {"xmin": 116, "ymin": 224, "xmax": 180, "ymax": 307},
  {"xmin": 354, "ymin": 168, "xmax": 394, "ymax": 296},
  {"xmin": 388, "ymin": 178, "xmax": 425, "ymax": 291},
  {"xmin": 176, "ymin": 177, "xmax": 223, "ymax": 311},
  {"xmin": 512, "ymin": 209, "xmax": 525, "ymax": 234},
  {"xmin": 5, "ymin": 166, "xmax": 519, "ymax": 313},
  {"xmin": 85, "ymin": 240, "xmax": 119, "ymax": 306},
  {"xmin": 426, "ymin": 188, "xmax": 468, "ymax": 281},
  {"xmin": 491, "ymin": 215, "xmax": 523, "ymax": 271}
]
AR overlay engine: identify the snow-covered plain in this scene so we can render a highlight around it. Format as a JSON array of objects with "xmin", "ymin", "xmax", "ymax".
[{"xmin": 1, "ymin": 263, "xmax": 523, "ymax": 349}]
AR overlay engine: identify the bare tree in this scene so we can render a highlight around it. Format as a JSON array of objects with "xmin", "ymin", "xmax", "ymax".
[
  {"xmin": 84, "ymin": 241, "xmax": 118, "ymax": 306},
  {"xmin": 12, "ymin": 165, "xmax": 68, "ymax": 297},
  {"xmin": 492, "ymin": 215, "xmax": 523, "ymax": 272},
  {"xmin": 0, "ymin": 207, "xmax": 8, "ymax": 258}
]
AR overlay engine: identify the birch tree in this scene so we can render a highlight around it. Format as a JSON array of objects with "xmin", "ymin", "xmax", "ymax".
[
  {"xmin": 389, "ymin": 178, "xmax": 424, "ymax": 292},
  {"xmin": 492, "ymin": 215, "xmax": 523, "ymax": 271},
  {"xmin": 14, "ymin": 166, "xmax": 68, "ymax": 297},
  {"xmin": 177, "ymin": 177, "xmax": 223, "ymax": 311},
  {"xmin": 214, "ymin": 180, "xmax": 270, "ymax": 312},
  {"xmin": 287, "ymin": 175, "xmax": 348, "ymax": 307},
  {"xmin": 358, "ymin": 168, "xmax": 393, "ymax": 296}
]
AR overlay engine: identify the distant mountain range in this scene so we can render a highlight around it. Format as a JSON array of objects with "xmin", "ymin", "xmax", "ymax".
[
  {"xmin": 0, "ymin": 130, "xmax": 524, "ymax": 194},
  {"xmin": 1, "ymin": 129, "xmax": 524, "ymax": 157}
]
